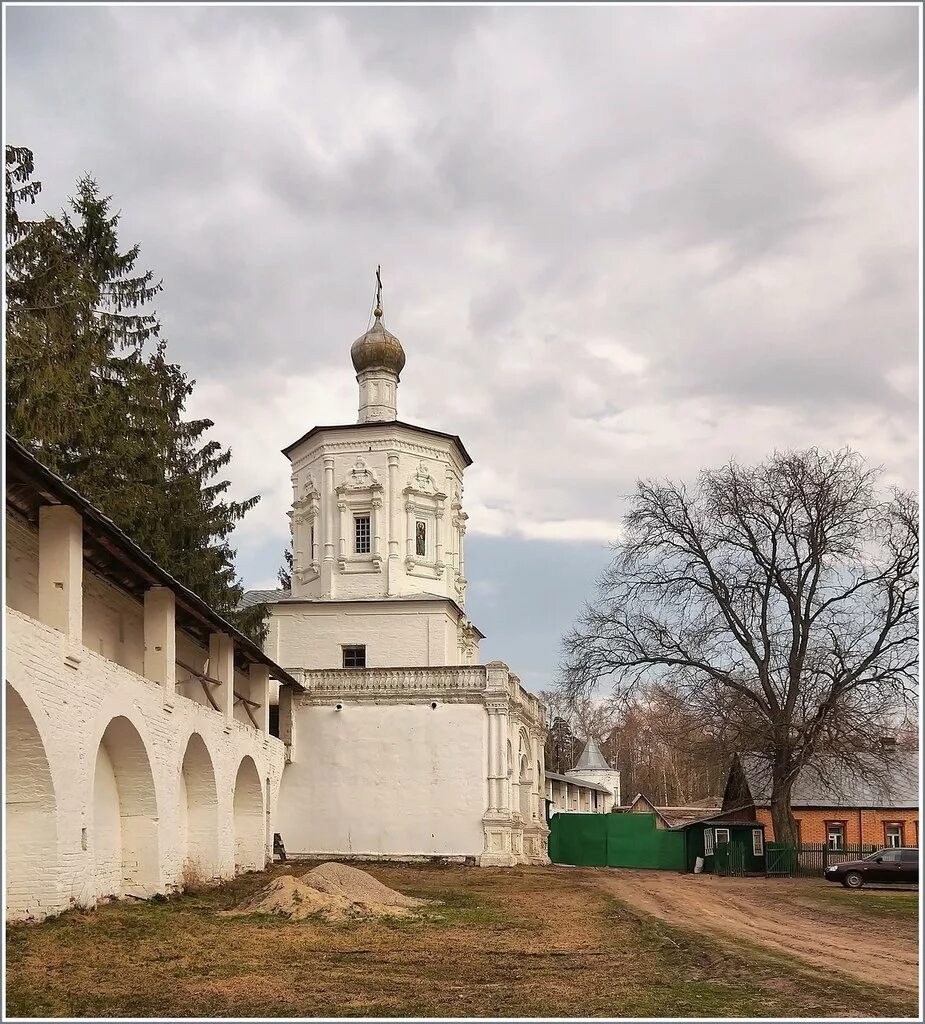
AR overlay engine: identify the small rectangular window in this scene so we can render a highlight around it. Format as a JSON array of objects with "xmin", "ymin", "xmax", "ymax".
[
  {"xmin": 752, "ymin": 829, "xmax": 764, "ymax": 856},
  {"xmin": 354, "ymin": 515, "xmax": 371, "ymax": 554},
  {"xmin": 342, "ymin": 645, "xmax": 366, "ymax": 668},
  {"xmin": 827, "ymin": 823, "xmax": 845, "ymax": 851},
  {"xmin": 714, "ymin": 828, "xmax": 731, "ymax": 845},
  {"xmin": 704, "ymin": 828, "xmax": 714, "ymax": 855},
  {"xmin": 885, "ymin": 824, "xmax": 903, "ymax": 848},
  {"xmin": 415, "ymin": 519, "xmax": 427, "ymax": 558}
]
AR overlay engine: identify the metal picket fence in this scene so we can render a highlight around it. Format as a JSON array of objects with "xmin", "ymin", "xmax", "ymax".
[{"xmin": 766, "ymin": 842, "xmax": 917, "ymax": 877}]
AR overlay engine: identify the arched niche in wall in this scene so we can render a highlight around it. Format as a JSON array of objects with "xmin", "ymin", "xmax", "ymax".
[
  {"xmin": 232, "ymin": 756, "xmax": 264, "ymax": 872},
  {"xmin": 92, "ymin": 716, "xmax": 161, "ymax": 900},
  {"xmin": 179, "ymin": 733, "xmax": 219, "ymax": 884},
  {"xmin": 5, "ymin": 682, "xmax": 60, "ymax": 921}
]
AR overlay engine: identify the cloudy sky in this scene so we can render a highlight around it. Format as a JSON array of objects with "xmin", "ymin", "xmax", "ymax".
[{"xmin": 6, "ymin": 5, "xmax": 920, "ymax": 690}]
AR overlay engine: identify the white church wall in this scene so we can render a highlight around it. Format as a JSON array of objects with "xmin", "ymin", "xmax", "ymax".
[
  {"xmin": 272, "ymin": 601, "xmax": 463, "ymax": 670},
  {"xmin": 5, "ymin": 608, "xmax": 285, "ymax": 922},
  {"xmin": 285, "ymin": 427, "xmax": 469, "ymax": 607},
  {"xmin": 277, "ymin": 700, "xmax": 487, "ymax": 859}
]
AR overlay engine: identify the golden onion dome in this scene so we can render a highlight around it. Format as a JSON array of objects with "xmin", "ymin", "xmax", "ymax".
[{"xmin": 350, "ymin": 311, "xmax": 406, "ymax": 376}]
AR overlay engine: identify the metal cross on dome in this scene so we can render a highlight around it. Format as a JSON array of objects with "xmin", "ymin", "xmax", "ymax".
[{"xmin": 374, "ymin": 265, "xmax": 383, "ymax": 317}]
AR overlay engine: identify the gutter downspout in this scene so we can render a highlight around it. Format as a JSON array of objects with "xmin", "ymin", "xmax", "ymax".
[{"xmin": 858, "ymin": 807, "xmax": 863, "ymax": 849}]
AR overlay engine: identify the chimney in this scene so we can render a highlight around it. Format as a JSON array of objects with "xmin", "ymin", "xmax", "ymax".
[{"xmin": 879, "ymin": 734, "xmax": 898, "ymax": 751}]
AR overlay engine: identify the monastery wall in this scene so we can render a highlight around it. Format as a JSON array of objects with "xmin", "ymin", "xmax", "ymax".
[
  {"xmin": 6, "ymin": 510, "xmax": 39, "ymax": 618},
  {"xmin": 5, "ymin": 610, "xmax": 285, "ymax": 922}
]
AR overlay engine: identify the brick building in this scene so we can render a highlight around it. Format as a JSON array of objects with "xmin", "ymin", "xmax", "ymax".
[{"xmin": 722, "ymin": 751, "xmax": 919, "ymax": 849}]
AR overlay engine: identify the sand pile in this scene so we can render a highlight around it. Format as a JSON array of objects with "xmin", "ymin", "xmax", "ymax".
[
  {"xmin": 303, "ymin": 861, "xmax": 428, "ymax": 909},
  {"xmin": 223, "ymin": 862, "xmax": 432, "ymax": 922}
]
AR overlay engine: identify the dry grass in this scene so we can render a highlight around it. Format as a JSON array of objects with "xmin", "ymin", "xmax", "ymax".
[{"xmin": 5, "ymin": 862, "xmax": 917, "ymax": 1018}]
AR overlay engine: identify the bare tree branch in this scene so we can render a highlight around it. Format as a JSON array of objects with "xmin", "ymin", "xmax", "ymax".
[{"xmin": 560, "ymin": 448, "xmax": 918, "ymax": 843}]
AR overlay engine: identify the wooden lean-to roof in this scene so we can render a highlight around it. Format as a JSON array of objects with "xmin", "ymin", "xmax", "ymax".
[{"xmin": 5, "ymin": 434, "xmax": 302, "ymax": 690}]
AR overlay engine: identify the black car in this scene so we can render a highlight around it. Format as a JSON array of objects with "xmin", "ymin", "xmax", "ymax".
[{"xmin": 824, "ymin": 847, "xmax": 919, "ymax": 888}]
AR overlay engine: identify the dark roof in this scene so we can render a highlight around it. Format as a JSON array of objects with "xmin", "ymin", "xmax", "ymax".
[
  {"xmin": 6, "ymin": 435, "xmax": 302, "ymax": 690},
  {"xmin": 241, "ymin": 588, "xmax": 289, "ymax": 608},
  {"xmin": 675, "ymin": 819, "xmax": 763, "ymax": 830},
  {"xmin": 624, "ymin": 792, "xmax": 727, "ymax": 828},
  {"xmin": 242, "ymin": 589, "xmax": 486, "ymax": 638},
  {"xmin": 281, "ymin": 420, "xmax": 473, "ymax": 467},
  {"xmin": 669, "ymin": 807, "xmax": 763, "ymax": 831},
  {"xmin": 659, "ymin": 807, "xmax": 723, "ymax": 827},
  {"xmin": 737, "ymin": 752, "xmax": 919, "ymax": 810},
  {"xmin": 545, "ymin": 771, "xmax": 613, "ymax": 794}
]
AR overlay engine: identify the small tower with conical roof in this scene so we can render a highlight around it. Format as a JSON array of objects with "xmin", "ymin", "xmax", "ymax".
[{"xmin": 566, "ymin": 737, "xmax": 621, "ymax": 810}]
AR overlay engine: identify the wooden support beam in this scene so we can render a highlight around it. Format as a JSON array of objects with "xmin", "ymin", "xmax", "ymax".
[
  {"xmin": 176, "ymin": 659, "xmax": 222, "ymax": 686},
  {"xmin": 199, "ymin": 678, "xmax": 220, "ymax": 711},
  {"xmin": 234, "ymin": 693, "xmax": 260, "ymax": 728}
]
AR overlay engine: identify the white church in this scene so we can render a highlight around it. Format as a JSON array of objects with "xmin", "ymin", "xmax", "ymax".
[
  {"xmin": 4, "ymin": 294, "xmax": 623, "ymax": 922},
  {"xmin": 251, "ymin": 300, "xmax": 551, "ymax": 866}
]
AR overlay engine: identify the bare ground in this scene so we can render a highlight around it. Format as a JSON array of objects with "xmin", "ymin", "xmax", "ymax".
[
  {"xmin": 597, "ymin": 869, "xmax": 919, "ymax": 993},
  {"xmin": 5, "ymin": 863, "xmax": 919, "ymax": 1018}
]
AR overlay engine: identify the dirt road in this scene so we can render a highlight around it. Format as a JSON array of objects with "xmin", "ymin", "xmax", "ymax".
[{"xmin": 597, "ymin": 870, "xmax": 919, "ymax": 992}]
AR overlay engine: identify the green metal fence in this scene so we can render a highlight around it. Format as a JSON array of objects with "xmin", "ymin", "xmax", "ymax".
[{"xmin": 548, "ymin": 812, "xmax": 687, "ymax": 871}]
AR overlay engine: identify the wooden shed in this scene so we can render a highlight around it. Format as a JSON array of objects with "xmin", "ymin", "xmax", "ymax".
[{"xmin": 677, "ymin": 816, "xmax": 767, "ymax": 875}]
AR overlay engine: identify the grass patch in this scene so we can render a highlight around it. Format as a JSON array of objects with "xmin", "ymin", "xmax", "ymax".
[{"xmin": 799, "ymin": 886, "xmax": 919, "ymax": 922}]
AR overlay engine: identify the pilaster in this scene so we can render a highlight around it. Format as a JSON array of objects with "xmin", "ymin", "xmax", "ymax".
[
  {"xmin": 208, "ymin": 632, "xmax": 235, "ymax": 722},
  {"xmin": 143, "ymin": 586, "xmax": 176, "ymax": 692},
  {"xmin": 37, "ymin": 504, "xmax": 83, "ymax": 641}
]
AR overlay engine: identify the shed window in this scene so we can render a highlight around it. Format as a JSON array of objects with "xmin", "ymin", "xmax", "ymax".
[
  {"xmin": 342, "ymin": 645, "xmax": 366, "ymax": 668},
  {"xmin": 354, "ymin": 515, "xmax": 371, "ymax": 554},
  {"xmin": 752, "ymin": 829, "xmax": 764, "ymax": 856},
  {"xmin": 704, "ymin": 828, "xmax": 714, "ymax": 855},
  {"xmin": 714, "ymin": 828, "xmax": 731, "ymax": 845}
]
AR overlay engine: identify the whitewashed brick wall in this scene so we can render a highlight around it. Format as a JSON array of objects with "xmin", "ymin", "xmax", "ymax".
[
  {"xmin": 271, "ymin": 600, "xmax": 469, "ymax": 670},
  {"xmin": 5, "ymin": 610, "xmax": 286, "ymax": 922}
]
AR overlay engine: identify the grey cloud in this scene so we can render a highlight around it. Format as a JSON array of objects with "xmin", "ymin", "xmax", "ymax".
[{"xmin": 5, "ymin": 6, "xmax": 919, "ymax": 653}]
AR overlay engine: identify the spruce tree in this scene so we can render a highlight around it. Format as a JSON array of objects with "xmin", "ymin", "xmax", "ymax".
[
  {"xmin": 5, "ymin": 147, "xmax": 267, "ymax": 643},
  {"xmin": 278, "ymin": 547, "xmax": 293, "ymax": 590}
]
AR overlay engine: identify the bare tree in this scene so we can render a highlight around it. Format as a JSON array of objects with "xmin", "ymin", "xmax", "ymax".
[{"xmin": 562, "ymin": 449, "xmax": 918, "ymax": 844}]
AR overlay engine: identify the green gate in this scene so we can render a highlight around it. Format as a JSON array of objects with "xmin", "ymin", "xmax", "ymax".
[
  {"xmin": 548, "ymin": 812, "xmax": 686, "ymax": 871},
  {"xmin": 714, "ymin": 841, "xmax": 747, "ymax": 877},
  {"xmin": 765, "ymin": 843, "xmax": 796, "ymax": 877}
]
